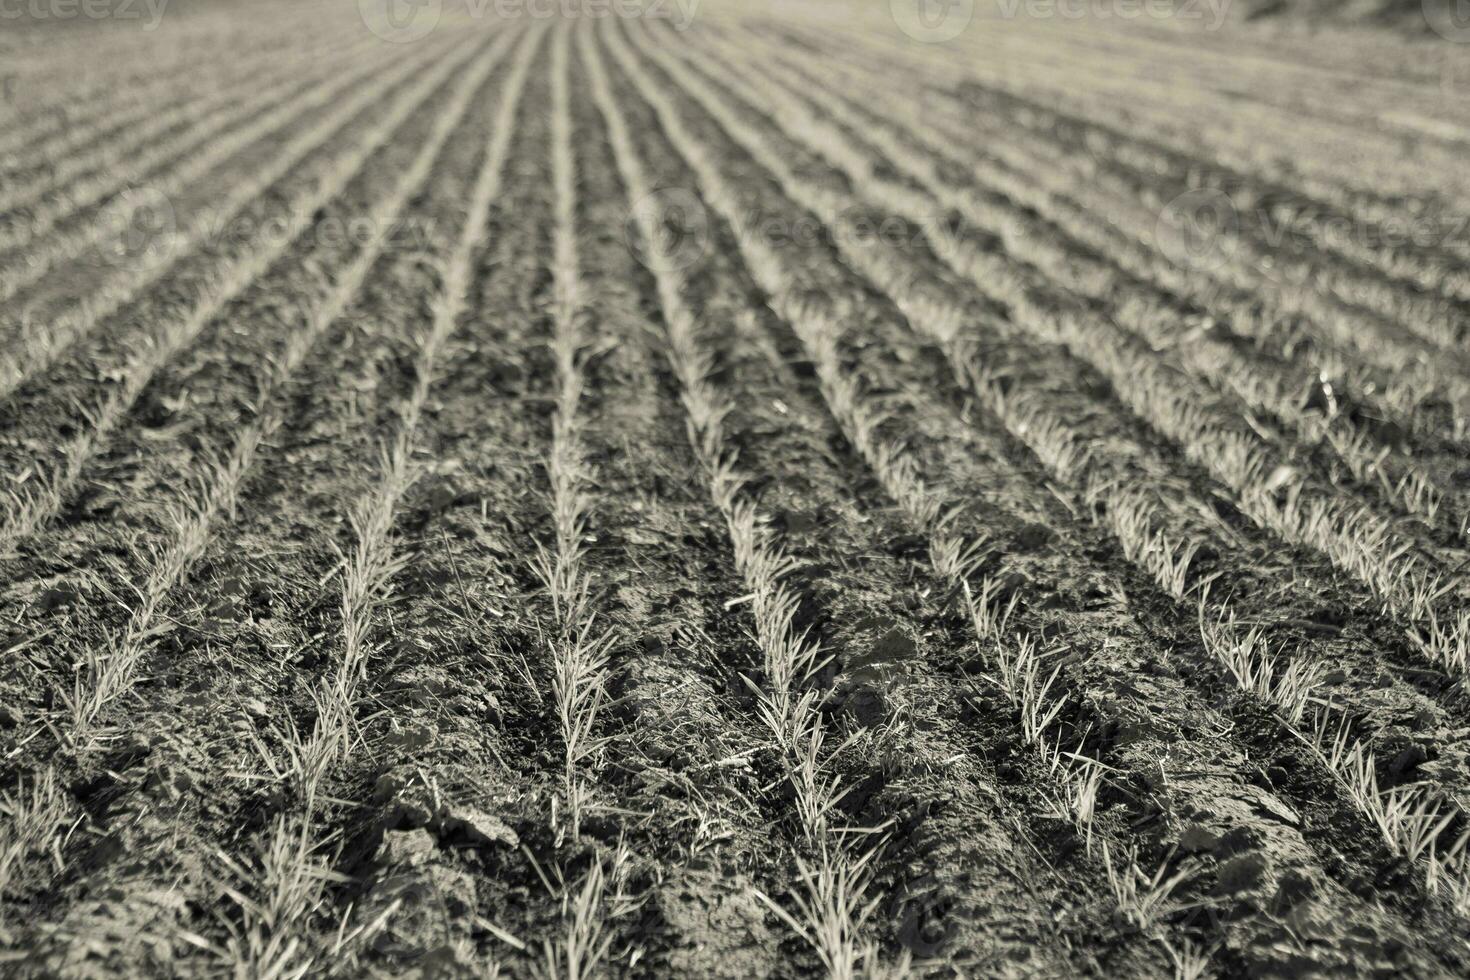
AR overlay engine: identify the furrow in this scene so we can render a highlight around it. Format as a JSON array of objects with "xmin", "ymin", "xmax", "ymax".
[
  {"xmin": 4, "ymin": 25, "xmax": 541, "ymax": 973},
  {"xmin": 613, "ymin": 19, "xmax": 1469, "ymax": 975},
  {"xmin": 551, "ymin": 34, "xmax": 798, "ymax": 972},
  {"xmin": 0, "ymin": 32, "xmax": 454, "ymax": 402},
  {"xmin": 0, "ymin": 36, "xmax": 464, "ymax": 551},
  {"xmin": 718, "ymin": 29, "xmax": 1470, "ymax": 541},
  {"xmin": 585, "ymin": 23, "xmax": 905, "ymax": 976},
  {"xmin": 630, "ymin": 21, "xmax": 1467, "ymax": 656},
  {"xmin": 203, "ymin": 28, "xmax": 544, "ymax": 976},
  {"xmin": 989, "ymin": 40, "xmax": 1470, "ymax": 271},
  {"xmin": 0, "ymin": 37, "xmax": 415, "ymax": 319},
  {"xmin": 0, "ymin": 35, "xmax": 368, "ymax": 259},
  {"xmin": 344, "ymin": 45, "xmax": 573, "ymax": 969}
]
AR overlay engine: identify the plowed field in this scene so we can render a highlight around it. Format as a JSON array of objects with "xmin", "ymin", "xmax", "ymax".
[{"xmin": 4, "ymin": 2, "xmax": 1470, "ymax": 976}]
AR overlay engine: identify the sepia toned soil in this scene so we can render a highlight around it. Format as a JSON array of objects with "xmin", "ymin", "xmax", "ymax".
[{"xmin": 2, "ymin": 1, "xmax": 1470, "ymax": 976}]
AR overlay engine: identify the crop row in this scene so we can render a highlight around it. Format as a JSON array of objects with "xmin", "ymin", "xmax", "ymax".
[
  {"xmin": 616, "ymin": 17, "xmax": 1470, "ymax": 964},
  {"xmin": 661, "ymin": 22, "xmax": 1470, "ymax": 677},
  {"xmin": 0, "ymin": 34, "xmax": 468, "ymax": 551},
  {"xmin": 0, "ymin": 3, "xmax": 350, "ymax": 166},
  {"xmin": 723, "ymin": 32, "xmax": 1469, "ymax": 541},
  {"xmin": 596, "ymin": 21, "xmax": 1470, "ymax": 975},
  {"xmin": 771, "ymin": 23, "xmax": 1470, "ymax": 442},
  {"xmin": 1, "ymin": 24, "xmax": 543, "ymax": 971}
]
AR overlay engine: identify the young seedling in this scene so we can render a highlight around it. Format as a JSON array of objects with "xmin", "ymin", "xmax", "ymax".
[
  {"xmin": 1043, "ymin": 747, "xmax": 1111, "ymax": 854},
  {"xmin": 1198, "ymin": 606, "xmax": 1325, "ymax": 726},
  {"xmin": 205, "ymin": 814, "xmax": 343, "ymax": 980},
  {"xmin": 988, "ymin": 633, "xmax": 1068, "ymax": 757},
  {"xmin": 1299, "ymin": 710, "xmax": 1457, "ymax": 862},
  {"xmin": 1410, "ymin": 607, "xmax": 1470, "ymax": 676},
  {"xmin": 1101, "ymin": 490, "xmax": 1212, "ymax": 601},
  {"xmin": 1426, "ymin": 831, "xmax": 1470, "ymax": 915},
  {"xmin": 1100, "ymin": 844, "xmax": 1197, "ymax": 934},
  {"xmin": 961, "ymin": 575, "xmax": 1021, "ymax": 646},
  {"xmin": 537, "ymin": 861, "xmax": 614, "ymax": 980},
  {"xmin": 1161, "ymin": 936, "xmax": 1212, "ymax": 980},
  {"xmin": 753, "ymin": 845, "xmax": 905, "ymax": 980},
  {"xmin": 0, "ymin": 769, "xmax": 74, "ymax": 915}
]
